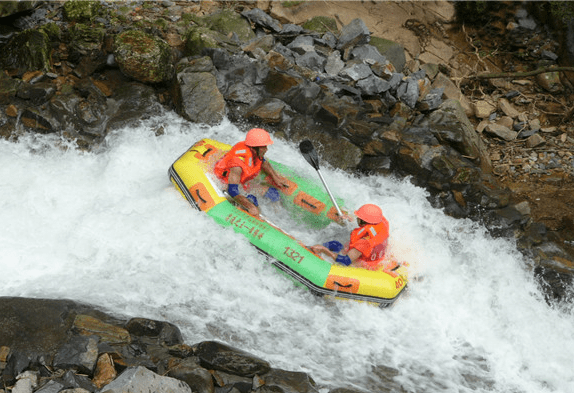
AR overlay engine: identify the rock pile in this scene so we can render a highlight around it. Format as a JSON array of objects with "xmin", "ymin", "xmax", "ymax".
[{"xmin": 0, "ymin": 297, "xmax": 331, "ymax": 393}]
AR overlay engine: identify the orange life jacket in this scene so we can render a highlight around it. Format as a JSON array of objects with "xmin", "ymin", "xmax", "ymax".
[
  {"xmin": 348, "ymin": 218, "xmax": 389, "ymax": 270},
  {"xmin": 213, "ymin": 142, "xmax": 263, "ymax": 186}
]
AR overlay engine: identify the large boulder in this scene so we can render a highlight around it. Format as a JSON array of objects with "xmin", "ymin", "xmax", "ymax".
[
  {"xmin": 0, "ymin": 29, "xmax": 51, "ymax": 76},
  {"xmin": 113, "ymin": 30, "xmax": 174, "ymax": 84},
  {"xmin": 173, "ymin": 69, "xmax": 226, "ymax": 126}
]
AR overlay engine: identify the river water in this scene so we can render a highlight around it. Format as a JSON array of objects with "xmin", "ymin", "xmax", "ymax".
[{"xmin": 1, "ymin": 112, "xmax": 573, "ymax": 393}]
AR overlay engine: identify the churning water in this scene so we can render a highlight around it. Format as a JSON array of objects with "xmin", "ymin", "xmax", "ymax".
[{"xmin": 1, "ymin": 112, "xmax": 573, "ymax": 393}]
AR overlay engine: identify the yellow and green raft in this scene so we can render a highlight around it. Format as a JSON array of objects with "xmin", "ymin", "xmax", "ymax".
[{"xmin": 168, "ymin": 138, "xmax": 408, "ymax": 307}]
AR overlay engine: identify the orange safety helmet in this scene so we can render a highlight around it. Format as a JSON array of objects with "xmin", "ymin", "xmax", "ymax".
[
  {"xmin": 244, "ymin": 128, "xmax": 273, "ymax": 147},
  {"xmin": 354, "ymin": 204, "xmax": 384, "ymax": 224}
]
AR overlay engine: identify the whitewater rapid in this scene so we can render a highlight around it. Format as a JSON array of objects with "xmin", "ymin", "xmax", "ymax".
[{"xmin": 1, "ymin": 113, "xmax": 573, "ymax": 393}]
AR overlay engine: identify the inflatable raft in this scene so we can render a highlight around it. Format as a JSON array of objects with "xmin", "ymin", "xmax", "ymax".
[{"xmin": 168, "ymin": 138, "xmax": 408, "ymax": 307}]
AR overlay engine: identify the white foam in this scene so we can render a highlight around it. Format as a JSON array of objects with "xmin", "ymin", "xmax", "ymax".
[{"xmin": 1, "ymin": 113, "xmax": 572, "ymax": 393}]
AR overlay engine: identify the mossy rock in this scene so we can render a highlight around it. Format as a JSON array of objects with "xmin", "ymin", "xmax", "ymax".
[
  {"xmin": 63, "ymin": 0, "xmax": 101, "ymax": 22},
  {"xmin": 369, "ymin": 36, "xmax": 406, "ymax": 72},
  {"xmin": 184, "ymin": 26, "xmax": 239, "ymax": 57},
  {"xmin": 0, "ymin": 29, "xmax": 51, "ymax": 76},
  {"xmin": 0, "ymin": 71, "xmax": 21, "ymax": 104},
  {"xmin": 196, "ymin": 9, "xmax": 256, "ymax": 43},
  {"xmin": 114, "ymin": 30, "xmax": 174, "ymax": 83},
  {"xmin": 302, "ymin": 16, "xmax": 338, "ymax": 34},
  {"xmin": 69, "ymin": 23, "xmax": 105, "ymax": 55},
  {"xmin": 39, "ymin": 23, "xmax": 61, "ymax": 41},
  {"xmin": 0, "ymin": 1, "xmax": 39, "ymax": 18}
]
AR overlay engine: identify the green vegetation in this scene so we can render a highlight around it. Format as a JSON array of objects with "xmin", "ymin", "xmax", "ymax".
[
  {"xmin": 302, "ymin": 16, "xmax": 338, "ymax": 34},
  {"xmin": 63, "ymin": 0, "xmax": 101, "ymax": 22}
]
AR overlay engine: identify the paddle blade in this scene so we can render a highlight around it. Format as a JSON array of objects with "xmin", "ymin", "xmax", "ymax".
[{"xmin": 299, "ymin": 140, "xmax": 320, "ymax": 170}]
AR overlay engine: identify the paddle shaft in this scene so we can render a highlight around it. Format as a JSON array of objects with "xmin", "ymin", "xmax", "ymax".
[{"xmin": 315, "ymin": 168, "xmax": 344, "ymax": 218}]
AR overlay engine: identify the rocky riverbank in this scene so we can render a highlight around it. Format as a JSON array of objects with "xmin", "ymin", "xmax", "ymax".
[
  {"xmin": 0, "ymin": 0, "xmax": 573, "ymax": 364},
  {"xmin": 0, "ymin": 297, "xmax": 342, "ymax": 393}
]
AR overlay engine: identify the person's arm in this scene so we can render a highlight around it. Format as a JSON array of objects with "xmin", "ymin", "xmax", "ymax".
[
  {"xmin": 227, "ymin": 166, "xmax": 259, "ymax": 216},
  {"xmin": 261, "ymin": 160, "xmax": 289, "ymax": 189}
]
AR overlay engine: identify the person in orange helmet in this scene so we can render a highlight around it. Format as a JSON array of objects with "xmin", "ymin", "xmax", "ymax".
[
  {"xmin": 310, "ymin": 204, "xmax": 389, "ymax": 270},
  {"xmin": 214, "ymin": 128, "xmax": 288, "ymax": 216}
]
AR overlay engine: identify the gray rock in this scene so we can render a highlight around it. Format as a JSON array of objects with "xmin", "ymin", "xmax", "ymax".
[
  {"xmin": 54, "ymin": 336, "xmax": 99, "ymax": 375},
  {"xmin": 387, "ymin": 72, "xmax": 403, "ymax": 91},
  {"xmin": 281, "ymin": 23, "xmax": 303, "ymax": 35},
  {"xmin": 241, "ymin": 8, "xmax": 282, "ymax": 33},
  {"xmin": 356, "ymin": 75, "xmax": 391, "ymax": 95},
  {"xmin": 225, "ymin": 81, "xmax": 263, "ymax": 105},
  {"xmin": 262, "ymin": 368, "xmax": 319, "ymax": 393},
  {"xmin": 322, "ymin": 32, "xmax": 338, "ymax": 48},
  {"xmin": 287, "ymin": 35, "xmax": 316, "ymax": 55},
  {"xmin": 341, "ymin": 63, "xmax": 373, "ymax": 81},
  {"xmin": 295, "ymin": 51, "xmax": 326, "ymax": 72},
  {"xmin": 273, "ymin": 43, "xmax": 297, "ymax": 63},
  {"xmin": 351, "ymin": 44, "xmax": 386, "ymax": 64},
  {"xmin": 175, "ymin": 72, "xmax": 225, "ymax": 125},
  {"xmin": 337, "ymin": 18, "xmax": 370, "ymax": 50},
  {"xmin": 418, "ymin": 87, "xmax": 445, "ymax": 111},
  {"xmin": 36, "ymin": 381, "xmax": 65, "ymax": 393},
  {"xmin": 324, "ymin": 51, "xmax": 345, "ymax": 76},
  {"xmin": 397, "ymin": 79, "xmax": 419, "ymax": 108},
  {"xmin": 98, "ymin": 366, "xmax": 191, "ymax": 393}
]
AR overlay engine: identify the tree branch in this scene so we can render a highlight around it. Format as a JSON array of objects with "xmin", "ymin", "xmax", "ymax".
[{"xmin": 469, "ymin": 66, "xmax": 574, "ymax": 80}]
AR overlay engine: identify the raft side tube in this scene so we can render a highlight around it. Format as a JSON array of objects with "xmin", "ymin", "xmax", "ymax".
[{"xmin": 168, "ymin": 138, "xmax": 408, "ymax": 307}]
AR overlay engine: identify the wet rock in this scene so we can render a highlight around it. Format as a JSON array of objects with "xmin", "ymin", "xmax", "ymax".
[
  {"xmin": 106, "ymin": 82, "xmax": 164, "ymax": 131},
  {"xmin": 54, "ymin": 335, "xmax": 99, "ymax": 375},
  {"xmin": 196, "ymin": 341, "xmax": 270, "ymax": 378},
  {"xmin": 126, "ymin": 318, "xmax": 183, "ymax": 346},
  {"xmin": 167, "ymin": 358, "xmax": 213, "ymax": 393},
  {"xmin": 261, "ymin": 368, "xmax": 319, "ymax": 393},
  {"xmin": 246, "ymin": 98, "xmax": 292, "ymax": 124},
  {"xmin": 1, "ymin": 29, "xmax": 51, "ymax": 77}
]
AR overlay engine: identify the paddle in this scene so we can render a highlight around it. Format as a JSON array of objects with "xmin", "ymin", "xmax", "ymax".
[{"xmin": 299, "ymin": 140, "xmax": 344, "ymax": 218}]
